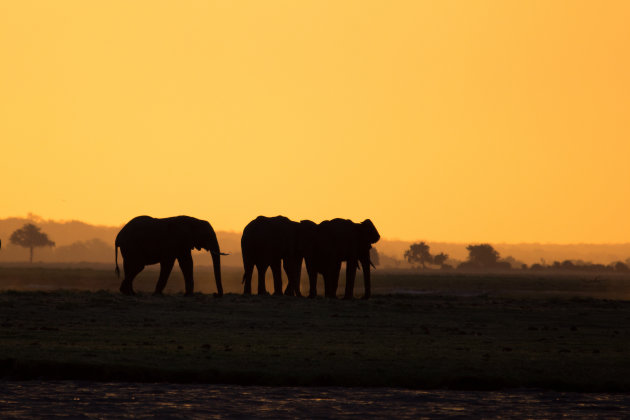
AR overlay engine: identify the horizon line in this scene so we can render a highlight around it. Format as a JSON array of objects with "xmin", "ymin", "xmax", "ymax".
[{"xmin": 1, "ymin": 214, "xmax": 629, "ymax": 246}]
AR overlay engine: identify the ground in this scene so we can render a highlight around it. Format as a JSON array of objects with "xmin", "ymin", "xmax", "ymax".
[{"xmin": 0, "ymin": 266, "xmax": 629, "ymax": 391}]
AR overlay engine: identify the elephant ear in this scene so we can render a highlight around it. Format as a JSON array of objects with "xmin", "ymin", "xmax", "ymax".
[
  {"xmin": 197, "ymin": 220, "xmax": 215, "ymax": 251},
  {"xmin": 188, "ymin": 219, "xmax": 212, "ymax": 251},
  {"xmin": 360, "ymin": 219, "xmax": 380, "ymax": 245},
  {"xmin": 176, "ymin": 220, "xmax": 197, "ymax": 251}
]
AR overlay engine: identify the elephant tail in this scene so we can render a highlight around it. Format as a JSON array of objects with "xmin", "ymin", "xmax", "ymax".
[{"xmin": 115, "ymin": 244, "xmax": 120, "ymax": 279}]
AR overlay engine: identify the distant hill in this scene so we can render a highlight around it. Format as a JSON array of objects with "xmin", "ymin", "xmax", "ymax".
[
  {"xmin": 0, "ymin": 216, "xmax": 242, "ymax": 266},
  {"xmin": 0, "ymin": 215, "xmax": 120, "ymax": 247},
  {"xmin": 1, "ymin": 216, "xmax": 629, "ymax": 267}
]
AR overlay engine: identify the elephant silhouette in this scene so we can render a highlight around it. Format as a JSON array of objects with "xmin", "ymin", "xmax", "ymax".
[
  {"xmin": 305, "ymin": 219, "xmax": 380, "ymax": 299},
  {"xmin": 115, "ymin": 215, "xmax": 226, "ymax": 296},
  {"xmin": 241, "ymin": 216, "xmax": 316, "ymax": 296}
]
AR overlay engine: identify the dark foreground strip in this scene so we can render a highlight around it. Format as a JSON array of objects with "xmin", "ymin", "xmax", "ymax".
[{"xmin": 0, "ymin": 358, "xmax": 627, "ymax": 392}]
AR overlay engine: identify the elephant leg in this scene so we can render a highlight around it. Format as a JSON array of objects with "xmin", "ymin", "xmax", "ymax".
[
  {"xmin": 294, "ymin": 259, "xmax": 303, "ymax": 297},
  {"xmin": 307, "ymin": 269, "xmax": 318, "ymax": 298},
  {"xmin": 324, "ymin": 262, "xmax": 341, "ymax": 298},
  {"xmin": 154, "ymin": 258, "xmax": 176, "ymax": 295},
  {"xmin": 256, "ymin": 264, "xmax": 269, "ymax": 295},
  {"xmin": 360, "ymin": 257, "xmax": 372, "ymax": 300},
  {"xmin": 270, "ymin": 260, "xmax": 283, "ymax": 296},
  {"xmin": 332, "ymin": 262, "xmax": 342, "ymax": 297},
  {"xmin": 343, "ymin": 259, "xmax": 358, "ymax": 300},
  {"xmin": 177, "ymin": 252, "xmax": 195, "ymax": 296},
  {"xmin": 284, "ymin": 259, "xmax": 302, "ymax": 297},
  {"xmin": 121, "ymin": 261, "xmax": 143, "ymax": 295},
  {"xmin": 243, "ymin": 260, "xmax": 254, "ymax": 295},
  {"xmin": 323, "ymin": 272, "xmax": 335, "ymax": 298},
  {"xmin": 282, "ymin": 259, "xmax": 293, "ymax": 296}
]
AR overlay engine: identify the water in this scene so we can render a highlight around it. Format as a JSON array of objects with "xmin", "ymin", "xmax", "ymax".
[{"xmin": 1, "ymin": 381, "xmax": 629, "ymax": 419}]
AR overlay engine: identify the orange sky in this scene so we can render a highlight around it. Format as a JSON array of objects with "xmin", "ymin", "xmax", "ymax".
[{"xmin": 1, "ymin": 1, "xmax": 629, "ymax": 243}]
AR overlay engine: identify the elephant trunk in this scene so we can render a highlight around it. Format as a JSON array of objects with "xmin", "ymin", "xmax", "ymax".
[
  {"xmin": 209, "ymin": 233, "xmax": 223, "ymax": 297},
  {"xmin": 211, "ymin": 251, "xmax": 223, "ymax": 297},
  {"xmin": 360, "ymin": 255, "xmax": 372, "ymax": 300}
]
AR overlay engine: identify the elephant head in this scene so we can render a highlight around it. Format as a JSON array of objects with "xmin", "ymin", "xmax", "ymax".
[
  {"xmin": 182, "ymin": 217, "xmax": 226, "ymax": 297},
  {"xmin": 359, "ymin": 219, "xmax": 380, "ymax": 248},
  {"xmin": 356, "ymin": 219, "xmax": 380, "ymax": 299}
]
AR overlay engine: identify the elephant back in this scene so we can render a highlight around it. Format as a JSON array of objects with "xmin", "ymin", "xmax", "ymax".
[{"xmin": 241, "ymin": 215, "xmax": 300, "ymax": 260}]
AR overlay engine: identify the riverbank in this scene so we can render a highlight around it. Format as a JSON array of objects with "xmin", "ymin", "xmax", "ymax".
[{"xmin": 1, "ymin": 287, "xmax": 629, "ymax": 391}]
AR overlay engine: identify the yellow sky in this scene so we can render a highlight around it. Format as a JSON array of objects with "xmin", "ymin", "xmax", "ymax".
[{"xmin": 1, "ymin": 1, "xmax": 629, "ymax": 243}]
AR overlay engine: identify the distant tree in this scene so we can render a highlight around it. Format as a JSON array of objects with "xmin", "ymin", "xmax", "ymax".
[
  {"xmin": 494, "ymin": 261, "xmax": 512, "ymax": 270},
  {"xmin": 9, "ymin": 223, "xmax": 55, "ymax": 263},
  {"xmin": 465, "ymin": 244, "xmax": 500, "ymax": 268},
  {"xmin": 404, "ymin": 242, "xmax": 433, "ymax": 269},
  {"xmin": 501, "ymin": 255, "xmax": 525, "ymax": 269},
  {"xmin": 614, "ymin": 261, "xmax": 629, "ymax": 273},
  {"xmin": 591, "ymin": 263, "xmax": 610, "ymax": 272},
  {"xmin": 369, "ymin": 247, "xmax": 380, "ymax": 267},
  {"xmin": 433, "ymin": 252, "xmax": 449, "ymax": 268}
]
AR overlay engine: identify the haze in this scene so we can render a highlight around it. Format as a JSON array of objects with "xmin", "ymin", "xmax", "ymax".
[{"xmin": 1, "ymin": 1, "xmax": 629, "ymax": 243}]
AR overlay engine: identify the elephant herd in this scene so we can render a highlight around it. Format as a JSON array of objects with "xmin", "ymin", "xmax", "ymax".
[{"xmin": 114, "ymin": 215, "xmax": 381, "ymax": 299}]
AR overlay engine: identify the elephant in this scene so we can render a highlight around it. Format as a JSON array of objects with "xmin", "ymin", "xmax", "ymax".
[
  {"xmin": 305, "ymin": 218, "xmax": 380, "ymax": 299},
  {"xmin": 115, "ymin": 215, "xmax": 227, "ymax": 296},
  {"xmin": 241, "ymin": 216, "xmax": 317, "ymax": 296}
]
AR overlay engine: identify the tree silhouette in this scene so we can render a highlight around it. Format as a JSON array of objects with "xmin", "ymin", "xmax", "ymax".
[
  {"xmin": 465, "ymin": 244, "xmax": 499, "ymax": 268},
  {"xmin": 404, "ymin": 242, "xmax": 433, "ymax": 268},
  {"xmin": 433, "ymin": 252, "xmax": 449, "ymax": 267},
  {"xmin": 614, "ymin": 261, "xmax": 629, "ymax": 273},
  {"xmin": 10, "ymin": 223, "xmax": 55, "ymax": 263}
]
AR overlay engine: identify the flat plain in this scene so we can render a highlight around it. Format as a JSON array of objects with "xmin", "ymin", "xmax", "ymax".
[{"xmin": 0, "ymin": 266, "xmax": 629, "ymax": 391}]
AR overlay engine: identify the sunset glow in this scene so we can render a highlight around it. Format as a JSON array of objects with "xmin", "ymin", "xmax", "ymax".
[{"xmin": 1, "ymin": 1, "xmax": 629, "ymax": 243}]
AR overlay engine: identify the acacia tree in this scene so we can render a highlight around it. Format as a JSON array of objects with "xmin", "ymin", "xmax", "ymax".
[
  {"xmin": 465, "ymin": 244, "xmax": 499, "ymax": 268},
  {"xmin": 433, "ymin": 252, "xmax": 449, "ymax": 268},
  {"xmin": 10, "ymin": 223, "xmax": 55, "ymax": 263},
  {"xmin": 404, "ymin": 242, "xmax": 433, "ymax": 268}
]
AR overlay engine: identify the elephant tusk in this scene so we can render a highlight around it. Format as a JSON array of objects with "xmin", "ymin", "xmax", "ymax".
[{"xmin": 210, "ymin": 250, "xmax": 230, "ymax": 256}]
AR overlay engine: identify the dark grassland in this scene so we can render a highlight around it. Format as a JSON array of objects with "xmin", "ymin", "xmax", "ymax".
[{"xmin": 0, "ymin": 266, "xmax": 629, "ymax": 391}]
